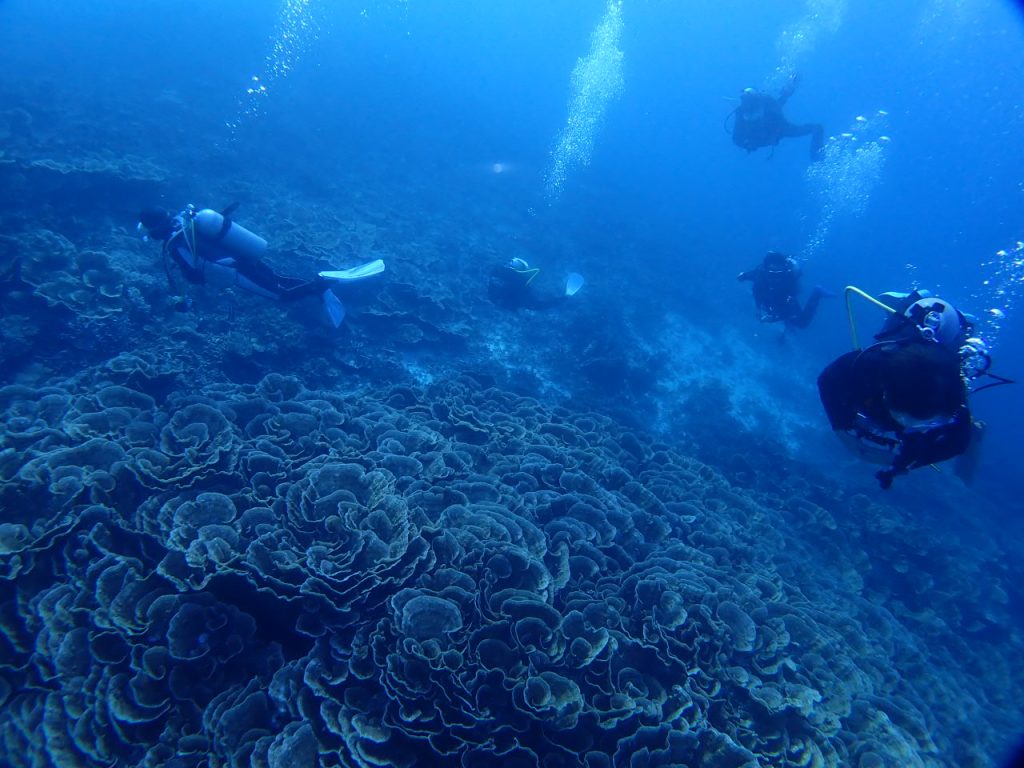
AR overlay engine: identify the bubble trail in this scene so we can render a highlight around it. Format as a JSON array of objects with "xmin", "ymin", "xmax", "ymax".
[
  {"xmin": 544, "ymin": 0, "xmax": 625, "ymax": 204},
  {"xmin": 227, "ymin": 0, "xmax": 320, "ymax": 134},
  {"xmin": 765, "ymin": 0, "xmax": 846, "ymax": 90},
  {"xmin": 974, "ymin": 239, "xmax": 1024, "ymax": 349},
  {"xmin": 802, "ymin": 110, "xmax": 890, "ymax": 260}
]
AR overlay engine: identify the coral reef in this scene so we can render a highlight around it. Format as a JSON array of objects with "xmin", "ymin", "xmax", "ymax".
[
  {"xmin": 0, "ymin": 76, "xmax": 1020, "ymax": 768},
  {"xmin": 1, "ymin": 372, "xmax": 1019, "ymax": 767}
]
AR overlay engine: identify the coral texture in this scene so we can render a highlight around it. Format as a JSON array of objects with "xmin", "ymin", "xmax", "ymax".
[{"xmin": 1, "ymin": 373, "xmax": 1017, "ymax": 767}]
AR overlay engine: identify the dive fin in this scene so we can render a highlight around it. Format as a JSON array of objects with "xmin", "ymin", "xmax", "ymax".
[
  {"xmin": 319, "ymin": 259, "xmax": 386, "ymax": 283},
  {"xmin": 322, "ymin": 289, "xmax": 346, "ymax": 328},
  {"xmin": 953, "ymin": 421, "xmax": 986, "ymax": 486},
  {"xmin": 565, "ymin": 272, "xmax": 585, "ymax": 297},
  {"xmin": 220, "ymin": 201, "xmax": 240, "ymax": 218}
]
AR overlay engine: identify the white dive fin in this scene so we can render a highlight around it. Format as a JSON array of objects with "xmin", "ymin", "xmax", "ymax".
[
  {"xmin": 322, "ymin": 289, "xmax": 346, "ymax": 328},
  {"xmin": 565, "ymin": 272, "xmax": 585, "ymax": 297},
  {"xmin": 319, "ymin": 259, "xmax": 386, "ymax": 283}
]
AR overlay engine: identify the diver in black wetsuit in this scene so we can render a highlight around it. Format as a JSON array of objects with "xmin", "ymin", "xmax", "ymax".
[
  {"xmin": 816, "ymin": 290, "xmax": 1005, "ymax": 489},
  {"xmin": 818, "ymin": 338, "xmax": 972, "ymax": 489},
  {"xmin": 488, "ymin": 258, "xmax": 584, "ymax": 311},
  {"xmin": 729, "ymin": 74, "xmax": 825, "ymax": 162},
  {"xmin": 738, "ymin": 251, "xmax": 830, "ymax": 330}
]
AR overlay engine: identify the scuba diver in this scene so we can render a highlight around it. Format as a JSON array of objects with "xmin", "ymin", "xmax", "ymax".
[
  {"xmin": 817, "ymin": 289, "xmax": 1012, "ymax": 490},
  {"xmin": 488, "ymin": 257, "xmax": 584, "ymax": 311},
  {"xmin": 728, "ymin": 74, "xmax": 825, "ymax": 162},
  {"xmin": 738, "ymin": 251, "xmax": 830, "ymax": 331},
  {"xmin": 138, "ymin": 204, "xmax": 384, "ymax": 327}
]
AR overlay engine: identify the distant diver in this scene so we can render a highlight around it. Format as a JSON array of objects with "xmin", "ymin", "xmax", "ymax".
[
  {"xmin": 488, "ymin": 257, "xmax": 584, "ymax": 311},
  {"xmin": 137, "ymin": 204, "xmax": 384, "ymax": 327},
  {"xmin": 728, "ymin": 73, "xmax": 825, "ymax": 162},
  {"xmin": 817, "ymin": 289, "xmax": 1012, "ymax": 490},
  {"xmin": 738, "ymin": 251, "xmax": 831, "ymax": 332}
]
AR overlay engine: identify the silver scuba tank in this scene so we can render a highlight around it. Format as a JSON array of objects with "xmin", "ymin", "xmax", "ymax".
[{"xmin": 193, "ymin": 208, "xmax": 267, "ymax": 260}]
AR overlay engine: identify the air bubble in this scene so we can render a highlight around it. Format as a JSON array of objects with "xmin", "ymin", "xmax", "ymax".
[
  {"xmin": 765, "ymin": 0, "xmax": 846, "ymax": 91},
  {"xmin": 229, "ymin": 0, "xmax": 320, "ymax": 134},
  {"xmin": 544, "ymin": 0, "xmax": 624, "ymax": 203},
  {"xmin": 802, "ymin": 112, "xmax": 890, "ymax": 259}
]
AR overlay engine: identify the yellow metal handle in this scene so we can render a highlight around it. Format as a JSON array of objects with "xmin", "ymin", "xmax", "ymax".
[{"xmin": 844, "ymin": 285, "xmax": 897, "ymax": 349}]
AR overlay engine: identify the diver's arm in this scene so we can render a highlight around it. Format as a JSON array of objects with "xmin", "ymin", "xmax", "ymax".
[
  {"xmin": 166, "ymin": 233, "xmax": 205, "ymax": 285},
  {"xmin": 778, "ymin": 73, "xmax": 800, "ymax": 106}
]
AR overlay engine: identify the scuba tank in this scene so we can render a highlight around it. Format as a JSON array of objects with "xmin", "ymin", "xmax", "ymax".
[
  {"xmin": 193, "ymin": 208, "xmax": 267, "ymax": 261},
  {"xmin": 874, "ymin": 289, "xmax": 971, "ymax": 349}
]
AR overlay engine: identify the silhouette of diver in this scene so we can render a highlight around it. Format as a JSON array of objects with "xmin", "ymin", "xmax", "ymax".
[
  {"xmin": 488, "ymin": 258, "xmax": 584, "ymax": 311},
  {"xmin": 728, "ymin": 74, "xmax": 825, "ymax": 162},
  {"xmin": 738, "ymin": 251, "xmax": 830, "ymax": 330}
]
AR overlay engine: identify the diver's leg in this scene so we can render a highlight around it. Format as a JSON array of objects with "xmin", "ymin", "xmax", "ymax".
[
  {"xmin": 234, "ymin": 259, "xmax": 282, "ymax": 295},
  {"xmin": 780, "ymin": 121, "xmax": 812, "ymax": 138},
  {"xmin": 233, "ymin": 272, "xmax": 282, "ymax": 300},
  {"xmin": 953, "ymin": 420, "xmax": 985, "ymax": 485},
  {"xmin": 790, "ymin": 287, "xmax": 825, "ymax": 329},
  {"xmin": 235, "ymin": 259, "xmax": 324, "ymax": 302},
  {"xmin": 780, "ymin": 122, "xmax": 825, "ymax": 160},
  {"xmin": 809, "ymin": 124, "xmax": 825, "ymax": 160},
  {"xmin": 275, "ymin": 275, "xmax": 326, "ymax": 302}
]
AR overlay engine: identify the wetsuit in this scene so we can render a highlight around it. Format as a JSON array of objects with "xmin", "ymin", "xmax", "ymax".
[
  {"xmin": 732, "ymin": 80, "xmax": 824, "ymax": 161},
  {"xmin": 817, "ymin": 341, "xmax": 972, "ymax": 488},
  {"xmin": 738, "ymin": 258, "xmax": 824, "ymax": 329},
  {"xmin": 165, "ymin": 226, "xmax": 323, "ymax": 301}
]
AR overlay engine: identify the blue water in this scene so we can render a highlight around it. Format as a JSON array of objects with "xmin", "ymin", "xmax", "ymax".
[{"xmin": 1, "ymin": 0, "xmax": 1023, "ymax": 765}]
